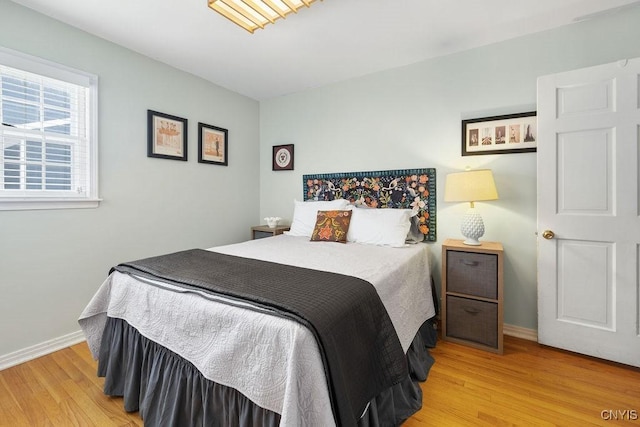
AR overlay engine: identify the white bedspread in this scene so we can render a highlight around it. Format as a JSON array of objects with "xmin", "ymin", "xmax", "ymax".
[{"xmin": 79, "ymin": 235, "xmax": 434, "ymax": 427}]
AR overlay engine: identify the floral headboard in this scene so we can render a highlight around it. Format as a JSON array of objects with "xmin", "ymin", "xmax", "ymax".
[{"xmin": 302, "ymin": 168, "xmax": 437, "ymax": 242}]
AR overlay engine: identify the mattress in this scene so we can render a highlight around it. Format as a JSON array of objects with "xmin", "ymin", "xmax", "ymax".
[{"xmin": 79, "ymin": 234, "xmax": 435, "ymax": 426}]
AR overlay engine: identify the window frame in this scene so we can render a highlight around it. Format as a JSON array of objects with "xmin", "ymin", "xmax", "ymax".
[{"xmin": 0, "ymin": 47, "xmax": 100, "ymax": 211}]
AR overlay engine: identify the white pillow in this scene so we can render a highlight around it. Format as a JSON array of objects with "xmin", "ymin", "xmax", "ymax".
[
  {"xmin": 286, "ymin": 199, "xmax": 350, "ymax": 237},
  {"xmin": 347, "ymin": 208, "xmax": 413, "ymax": 247}
]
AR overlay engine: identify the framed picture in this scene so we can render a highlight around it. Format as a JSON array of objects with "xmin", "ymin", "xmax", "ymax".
[
  {"xmin": 147, "ymin": 110, "xmax": 188, "ymax": 161},
  {"xmin": 198, "ymin": 122, "xmax": 228, "ymax": 166},
  {"xmin": 462, "ymin": 111, "xmax": 537, "ymax": 156},
  {"xmin": 272, "ymin": 144, "xmax": 294, "ymax": 171}
]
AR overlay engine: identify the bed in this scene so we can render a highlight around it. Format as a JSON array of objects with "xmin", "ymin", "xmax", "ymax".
[{"xmin": 79, "ymin": 168, "xmax": 438, "ymax": 427}]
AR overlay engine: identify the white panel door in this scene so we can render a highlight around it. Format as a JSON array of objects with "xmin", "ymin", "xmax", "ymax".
[{"xmin": 537, "ymin": 58, "xmax": 640, "ymax": 367}]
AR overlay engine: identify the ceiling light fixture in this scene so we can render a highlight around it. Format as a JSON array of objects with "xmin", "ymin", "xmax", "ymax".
[{"xmin": 208, "ymin": 0, "xmax": 321, "ymax": 33}]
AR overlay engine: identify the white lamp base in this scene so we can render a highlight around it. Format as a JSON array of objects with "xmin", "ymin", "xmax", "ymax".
[{"xmin": 460, "ymin": 207, "xmax": 485, "ymax": 246}]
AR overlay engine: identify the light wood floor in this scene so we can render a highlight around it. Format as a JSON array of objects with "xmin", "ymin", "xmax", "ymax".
[{"xmin": 1, "ymin": 336, "xmax": 638, "ymax": 426}]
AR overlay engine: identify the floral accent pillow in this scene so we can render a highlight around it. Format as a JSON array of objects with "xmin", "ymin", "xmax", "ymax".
[{"xmin": 310, "ymin": 210, "xmax": 352, "ymax": 243}]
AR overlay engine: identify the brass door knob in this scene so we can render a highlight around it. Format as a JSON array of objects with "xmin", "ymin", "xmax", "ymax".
[{"xmin": 542, "ymin": 230, "xmax": 555, "ymax": 240}]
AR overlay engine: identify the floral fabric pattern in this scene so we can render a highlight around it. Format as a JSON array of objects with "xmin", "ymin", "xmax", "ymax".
[
  {"xmin": 310, "ymin": 210, "xmax": 353, "ymax": 243},
  {"xmin": 303, "ymin": 168, "xmax": 437, "ymax": 242}
]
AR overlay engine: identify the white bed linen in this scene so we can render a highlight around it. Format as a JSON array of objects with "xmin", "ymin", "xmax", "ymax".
[{"xmin": 79, "ymin": 235, "xmax": 434, "ymax": 427}]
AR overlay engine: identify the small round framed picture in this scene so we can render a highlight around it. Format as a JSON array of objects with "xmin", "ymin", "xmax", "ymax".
[{"xmin": 272, "ymin": 144, "xmax": 294, "ymax": 171}]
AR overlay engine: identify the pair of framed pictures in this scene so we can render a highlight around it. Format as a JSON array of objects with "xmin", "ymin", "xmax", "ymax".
[{"xmin": 147, "ymin": 110, "xmax": 228, "ymax": 166}]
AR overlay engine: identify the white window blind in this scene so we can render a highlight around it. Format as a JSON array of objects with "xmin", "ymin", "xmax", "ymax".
[{"xmin": 0, "ymin": 47, "xmax": 99, "ymax": 210}]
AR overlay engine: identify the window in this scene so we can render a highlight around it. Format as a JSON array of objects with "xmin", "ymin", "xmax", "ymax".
[{"xmin": 0, "ymin": 47, "xmax": 99, "ymax": 210}]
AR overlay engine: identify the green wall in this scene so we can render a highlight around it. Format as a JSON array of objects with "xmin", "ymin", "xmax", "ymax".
[
  {"xmin": 0, "ymin": 1, "xmax": 260, "ymax": 357},
  {"xmin": 259, "ymin": 7, "xmax": 640, "ymax": 332}
]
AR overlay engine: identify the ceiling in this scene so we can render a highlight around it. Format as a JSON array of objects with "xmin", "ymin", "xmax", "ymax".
[{"xmin": 9, "ymin": 0, "xmax": 640, "ymax": 101}]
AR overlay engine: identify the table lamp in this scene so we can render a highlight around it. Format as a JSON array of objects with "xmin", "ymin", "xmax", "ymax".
[{"xmin": 444, "ymin": 169, "xmax": 499, "ymax": 245}]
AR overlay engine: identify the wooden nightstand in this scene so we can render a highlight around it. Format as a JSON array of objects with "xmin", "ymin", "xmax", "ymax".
[
  {"xmin": 441, "ymin": 239, "xmax": 504, "ymax": 354},
  {"xmin": 251, "ymin": 225, "xmax": 290, "ymax": 240}
]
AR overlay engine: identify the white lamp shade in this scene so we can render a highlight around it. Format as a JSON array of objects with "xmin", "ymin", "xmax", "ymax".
[{"xmin": 444, "ymin": 169, "xmax": 498, "ymax": 203}]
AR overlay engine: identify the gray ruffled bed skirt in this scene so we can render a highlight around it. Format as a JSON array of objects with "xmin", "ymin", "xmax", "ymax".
[{"xmin": 98, "ymin": 317, "xmax": 437, "ymax": 426}]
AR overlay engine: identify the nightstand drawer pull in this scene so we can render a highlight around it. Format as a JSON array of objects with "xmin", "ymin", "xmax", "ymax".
[
  {"xmin": 460, "ymin": 260, "xmax": 479, "ymax": 266},
  {"xmin": 463, "ymin": 307, "xmax": 481, "ymax": 315}
]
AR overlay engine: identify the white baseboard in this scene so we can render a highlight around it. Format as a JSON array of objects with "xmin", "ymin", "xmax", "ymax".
[
  {"xmin": 0, "ymin": 330, "xmax": 86, "ymax": 371},
  {"xmin": 504, "ymin": 323, "xmax": 538, "ymax": 341}
]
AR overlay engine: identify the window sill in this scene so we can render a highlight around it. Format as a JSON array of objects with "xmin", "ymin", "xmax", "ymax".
[{"xmin": 0, "ymin": 198, "xmax": 102, "ymax": 211}]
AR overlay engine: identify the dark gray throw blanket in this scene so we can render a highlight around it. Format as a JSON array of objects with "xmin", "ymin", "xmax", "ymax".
[{"xmin": 111, "ymin": 249, "xmax": 408, "ymax": 427}]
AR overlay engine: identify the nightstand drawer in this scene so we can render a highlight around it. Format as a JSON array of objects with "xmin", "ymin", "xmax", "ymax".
[
  {"xmin": 446, "ymin": 250, "xmax": 498, "ymax": 299},
  {"xmin": 251, "ymin": 225, "xmax": 289, "ymax": 240},
  {"xmin": 446, "ymin": 296, "xmax": 498, "ymax": 348},
  {"xmin": 253, "ymin": 231, "xmax": 275, "ymax": 239}
]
